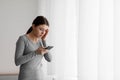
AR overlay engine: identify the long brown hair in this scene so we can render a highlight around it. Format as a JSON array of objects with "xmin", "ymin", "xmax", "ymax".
[{"xmin": 26, "ymin": 16, "xmax": 49, "ymax": 34}]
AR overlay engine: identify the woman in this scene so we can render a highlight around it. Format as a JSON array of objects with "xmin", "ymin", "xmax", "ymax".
[{"xmin": 15, "ymin": 16, "xmax": 52, "ymax": 80}]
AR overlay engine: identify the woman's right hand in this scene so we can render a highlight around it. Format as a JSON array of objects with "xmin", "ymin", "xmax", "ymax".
[{"xmin": 36, "ymin": 47, "xmax": 48, "ymax": 55}]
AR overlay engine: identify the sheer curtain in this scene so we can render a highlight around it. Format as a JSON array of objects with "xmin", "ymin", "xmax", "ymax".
[
  {"xmin": 37, "ymin": 0, "xmax": 120, "ymax": 80},
  {"xmin": 78, "ymin": 0, "xmax": 114, "ymax": 80}
]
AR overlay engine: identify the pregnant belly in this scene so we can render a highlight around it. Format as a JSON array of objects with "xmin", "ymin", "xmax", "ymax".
[{"xmin": 19, "ymin": 68, "xmax": 45, "ymax": 80}]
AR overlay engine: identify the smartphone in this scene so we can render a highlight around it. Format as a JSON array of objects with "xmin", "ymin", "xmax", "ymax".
[{"xmin": 44, "ymin": 46, "xmax": 54, "ymax": 50}]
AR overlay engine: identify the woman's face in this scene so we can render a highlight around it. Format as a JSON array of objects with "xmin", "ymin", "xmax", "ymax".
[{"xmin": 32, "ymin": 24, "xmax": 49, "ymax": 38}]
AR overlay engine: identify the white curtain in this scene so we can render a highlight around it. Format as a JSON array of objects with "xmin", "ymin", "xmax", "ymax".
[
  {"xmin": 37, "ymin": 0, "xmax": 120, "ymax": 80},
  {"xmin": 78, "ymin": 0, "xmax": 114, "ymax": 80}
]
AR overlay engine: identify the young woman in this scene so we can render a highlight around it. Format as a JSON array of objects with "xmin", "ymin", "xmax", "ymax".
[{"xmin": 15, "ymin": 16, "xmax": 52, "ymax": 80}]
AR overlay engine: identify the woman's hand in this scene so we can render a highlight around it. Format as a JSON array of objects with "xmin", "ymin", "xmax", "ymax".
[
  {"xmin": 36, "ymin": 47, "xmax": 48, "ymax": 55},
  {"xmin": 41, "ymin": 29, "xmax": 49, "ymax": 40}
]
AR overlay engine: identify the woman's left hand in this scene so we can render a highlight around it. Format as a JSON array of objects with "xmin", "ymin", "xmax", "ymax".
[{"xmin": 41, "ymin": 29, "xmax": 49, "ymax": 40}]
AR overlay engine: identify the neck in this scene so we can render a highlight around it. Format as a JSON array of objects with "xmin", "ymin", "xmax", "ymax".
[{"xmin": 28, "ymin": 31, "xmax": 38, "ymax": 42}]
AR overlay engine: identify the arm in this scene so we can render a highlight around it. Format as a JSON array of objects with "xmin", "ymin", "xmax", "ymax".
[
  {"xmin": 14, "ymin": 36, "xmax": 38, "ymax": 66},
  {"xmin": 42, "ymin": 40, "xmax": 52, "ymax": 62}
]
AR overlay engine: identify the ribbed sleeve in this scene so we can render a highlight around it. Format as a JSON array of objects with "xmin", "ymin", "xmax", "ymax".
[
  {"xmin": 42, "ymin": 40, "xmax": 52, "ymax": 62},
  {"xmin": 15, "ymin": 36, "xmax": 37, "ymax": 66}
]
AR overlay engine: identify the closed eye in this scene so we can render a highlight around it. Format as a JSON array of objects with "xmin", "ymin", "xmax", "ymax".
[{"xmin": 39, "ymin": 28, "xmax": 44, "ymax": 31}]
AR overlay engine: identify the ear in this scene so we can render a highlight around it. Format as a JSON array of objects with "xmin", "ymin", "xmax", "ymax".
[{"xmin": 32, "ymin": 24, "xmax": 35, "ymax": 29}]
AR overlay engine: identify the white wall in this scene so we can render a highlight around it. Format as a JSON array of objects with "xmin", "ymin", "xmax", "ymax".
[{"xmin": 0, "ymin": 0, "xmax": 38, "ymax": 74}]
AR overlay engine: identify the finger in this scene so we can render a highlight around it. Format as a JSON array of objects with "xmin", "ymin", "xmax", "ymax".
[
  {"xmin": 42, "ymin": 30, "xmax": 48, "ymax": 40},
  {"xmin": 46, "ymin": 29, "xmax": 49, "ymax": 32},
  {"xmin": 39, "ymin": 47, "xmax": 42, "ymax": 49},
  {"xmin": 42, "ymin": 29, "xmax": 48, "ymax": 38},
  {"xmin": 45, "ymin": 30, "xmax": 49, "ymax": 35}
]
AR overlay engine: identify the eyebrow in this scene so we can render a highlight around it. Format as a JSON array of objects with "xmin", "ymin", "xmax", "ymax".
[{"xmin": 39, "ymin": 28, "xmax": 46, "ymax": 31}]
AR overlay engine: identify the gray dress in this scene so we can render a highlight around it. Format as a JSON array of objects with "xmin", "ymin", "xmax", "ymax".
[{"xmin": 14, "ymin": 34, "xmax": 52, "ymax": 80}]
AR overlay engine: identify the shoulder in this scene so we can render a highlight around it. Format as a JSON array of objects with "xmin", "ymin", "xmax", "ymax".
[
  {"xmin": 17, "ymin": 34, "xmax": 26, "ymax": 42},
  {"xmin": 18, "ymin": 34, "xmax": 26, "ymax": 39}
]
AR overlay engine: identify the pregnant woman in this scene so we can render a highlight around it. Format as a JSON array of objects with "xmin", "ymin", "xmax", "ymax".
[{"xmin": 14, "ymin": 16, "xmax": 52, "ymax": 80}]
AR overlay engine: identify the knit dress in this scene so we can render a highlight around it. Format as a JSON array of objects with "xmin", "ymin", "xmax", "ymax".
[{"xmin": 14, "ymin": 34, "xmax": 52, "ymax": 80}]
